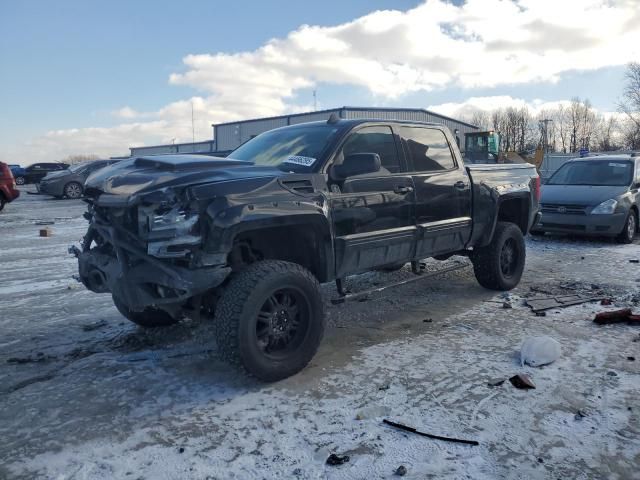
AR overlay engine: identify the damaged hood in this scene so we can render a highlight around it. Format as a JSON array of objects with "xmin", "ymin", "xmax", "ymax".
[
  {"xmin": 85, "ymin": 154, "xmax": 284, "ymax": 200},
  {"xmin": 540, "ymin": 184, "xmax": 629, "ymax": 206}
]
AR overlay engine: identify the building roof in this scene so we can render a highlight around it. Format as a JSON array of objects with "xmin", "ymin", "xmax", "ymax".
[{"xmin": 211, "ymin": 106, "xmax": 478, "ymax": 129}]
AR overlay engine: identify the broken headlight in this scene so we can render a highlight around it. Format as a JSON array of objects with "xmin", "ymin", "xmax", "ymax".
[{"xmin": 140, "ymin": 204, "xmax": 202, "ymax": 258}]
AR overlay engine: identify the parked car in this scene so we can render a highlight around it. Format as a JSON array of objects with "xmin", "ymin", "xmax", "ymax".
[
  {"xmin": 531, "ymin": 154, "xmax": 639, "ymax": 243},
  {"xmin": 24, "ymin": 162, "xmax": 69, "ymax": 185},
  {"xmin": 0, "ymin": 162, "xmax": 20, "ymax": 211},
  {"xmin": 73, "ymin": 118, "xmax": 540, "ymax": 381},
  {"xmin": 39, "ymin": 159, "xmax": 120, "ymax": 199},
  {"xmin": 8, "ymin": 164, "xmax": 26, "ymax": 185}
]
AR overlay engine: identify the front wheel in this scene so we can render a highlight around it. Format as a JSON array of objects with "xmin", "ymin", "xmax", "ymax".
[
  {"xmin": 15, "ymin": 176, "xmax": 25, "ymax": 185},
  {"xmin": 616, "ymin": 211, "xmax": 637, "ymax": 244},
  {"xmin": 214, "ymin": 260, "xmax": 325, "ymax": 381},
  {"xmin": 471, "ymin": 221, "xmax": 526, "ymax": 291},
  {"xmin": 64, "ymin": 181, "xmax": 83, "ymax": 199},
  {"xmin": 112, "ymin": 295, "xmax": 180, "ymax": 328}
]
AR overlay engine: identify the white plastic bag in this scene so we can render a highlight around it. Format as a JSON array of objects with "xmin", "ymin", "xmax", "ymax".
[{"xmin": 520, "ymin": 336, "xmax": 561, "ymax": 367}]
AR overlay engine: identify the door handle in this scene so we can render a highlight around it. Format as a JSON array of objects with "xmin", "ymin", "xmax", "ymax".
[
  {"xmin": 454, "ymin": 181, "xmax": 467, "ymax": 190},
  {"xmin": 394, "ymin": 185, "xmax": 414, "ymax": 194}
]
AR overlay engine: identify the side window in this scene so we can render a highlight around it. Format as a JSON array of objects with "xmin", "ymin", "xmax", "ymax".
[
  {"xmin": 400, "ymin": 127, "xmax": 455, "ymax": 172},
  {"xmin": 340, "ymin": 126, "xmax": 401, "ymax": 174}
]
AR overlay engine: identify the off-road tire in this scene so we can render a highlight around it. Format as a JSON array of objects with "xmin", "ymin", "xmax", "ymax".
[
  {"xmin": 64, "ymin": 181, "xmax": 83, "ymax": 199},
  {"xmin": 214, "ymin": 260, "xmax": 325, "ymax": 382},
  {"xmin": 616, "ymin": 210, "xmax": 637, "ymax": 244},
  {"xmin": 112, "ymin": 295, "xmax": 180, "ymax": 328},
  {"xmin": 471, "ymin": 221, "xmax": 526, "ymax": 291},
  {"xmin": 15, "ymin": 176, "xmax": 25, "ymax": 185}
]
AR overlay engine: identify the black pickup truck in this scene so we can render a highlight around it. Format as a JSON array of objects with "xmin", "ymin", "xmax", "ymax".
[{"xmin": 73, "ymin": 117, "xmax": 540, "ymax": 380}]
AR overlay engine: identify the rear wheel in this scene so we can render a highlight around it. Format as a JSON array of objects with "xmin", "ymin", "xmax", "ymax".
[
  {"xmin": 112, "ymin": 295, "xmax": 180, "ymax": 328},
  {"xmin": 616, "ymin": 210, "xmax": 637, "ymax": 244},
  {"xmin": 64, "ymin": 181, "xmax": 83, "ymax": 199},
  {"xmin": 214, "ymin": 260, "xmax": 325, "ymax": 381},
  {"xmin": 471, "ymin": 221, "xmax": 526, "ymax": 291},
  {"xmin": 15, "ymin": 176, "xmax": 25, "ymax": 185}
]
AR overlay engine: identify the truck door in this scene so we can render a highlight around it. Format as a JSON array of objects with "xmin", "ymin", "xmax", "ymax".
[
  {"xmin": 328, "ymin": 125, "xmax": 416, "ymax": 278},
  {"xmin": 398, "ymin": 126, "xmax": 472, "ymax": 258}
]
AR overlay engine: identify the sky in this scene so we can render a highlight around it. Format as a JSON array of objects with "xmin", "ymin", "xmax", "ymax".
[{"xmin": 1, "ymin": 0, "xmax": 639, "ymax": 164}]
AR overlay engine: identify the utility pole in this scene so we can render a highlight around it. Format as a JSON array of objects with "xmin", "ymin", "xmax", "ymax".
[
  {"xmin": 539, "ymin": 118, "xmax": 553, "ymax": 154},
  {"xmin": 313, "ymin": 90, "xmax": 317, "ymax": 111}
]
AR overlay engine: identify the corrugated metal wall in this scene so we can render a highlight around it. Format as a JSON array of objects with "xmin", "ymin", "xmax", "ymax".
[
  {"xmin": 130, "ymin": 140, "xmax": 215, "ymax": 157},
  {"xmin": 214, "ymin": 108, "xmax": 478, "ymax": 152}
]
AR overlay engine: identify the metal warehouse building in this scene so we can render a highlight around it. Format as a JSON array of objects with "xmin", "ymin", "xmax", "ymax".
[
  {"xmin": 129, "ymin": 106, "xmax": 477, "ymax": 157},
  {"xmin": 213, "ymin": 106, "xmax": 478, "ymax": 153}
]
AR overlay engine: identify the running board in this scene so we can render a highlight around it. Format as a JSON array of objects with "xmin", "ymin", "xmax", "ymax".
[{"xmin": 331, "ymin": 261, "xmax": 468, "ymax": 305}]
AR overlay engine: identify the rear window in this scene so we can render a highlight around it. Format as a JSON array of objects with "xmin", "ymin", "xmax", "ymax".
[{"xmin": 548, "ymin": 160, "xmax": 633, "ymax": 186}]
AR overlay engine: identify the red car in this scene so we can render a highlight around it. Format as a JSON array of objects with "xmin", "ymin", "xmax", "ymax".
[{"xmin": 0, "ymin": 161, "xmax": 20, "ymax": 212}]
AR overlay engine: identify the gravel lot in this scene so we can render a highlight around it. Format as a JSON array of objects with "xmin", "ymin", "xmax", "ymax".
[{"xmin": 1, "ymin": 188, "xmax": 639, "ymax": 479}]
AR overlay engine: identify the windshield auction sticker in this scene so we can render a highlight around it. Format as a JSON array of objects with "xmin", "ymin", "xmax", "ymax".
[{"xmin": 284, "ymin": 155, "xmax": 316, "ymax": 167}]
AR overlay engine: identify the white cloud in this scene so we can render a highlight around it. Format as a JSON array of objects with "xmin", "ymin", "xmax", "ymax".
[
  {"xmin": 427, "ymin": 95, "xmax": 572, "ymax": 118},
  {"xmin": 7, "ymin": 0, "xmax": 640, "ymax": 163}
]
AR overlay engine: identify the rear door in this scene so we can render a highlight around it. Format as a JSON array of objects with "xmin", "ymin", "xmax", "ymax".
[
  {"xmin": 398, "ymin": 126, "xmax": 472, "ymax": 258},
  {"xmin": 328, "ymin": 125, "xmax": 416, "ymax": 277}
]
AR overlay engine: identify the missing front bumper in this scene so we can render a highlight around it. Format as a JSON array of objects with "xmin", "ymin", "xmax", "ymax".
[{"xmin": 75, "ymin": 249, "xmax": 230, "ymax": 311}]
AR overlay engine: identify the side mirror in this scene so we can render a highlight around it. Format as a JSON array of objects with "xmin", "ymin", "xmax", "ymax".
[{"xmin": 332, "ymin": 153, "xmax": 381, "ymax": 179}]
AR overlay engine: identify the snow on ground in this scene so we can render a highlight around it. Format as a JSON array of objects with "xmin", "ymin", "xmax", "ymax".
[{"xmin": 1, "ymin": 187, "xmax": 639, "ymax": 479}]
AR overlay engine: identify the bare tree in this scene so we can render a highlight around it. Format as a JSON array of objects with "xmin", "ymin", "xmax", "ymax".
[
  {"xmin": 618, "ymin": 62, "xmax": 640, "ymax": 150},
  {"xmin": 63, "ymin": 154, "xmax": 100, "ymax": 165}
]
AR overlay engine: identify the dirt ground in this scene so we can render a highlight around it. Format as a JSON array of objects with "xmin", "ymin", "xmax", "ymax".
[{"xmin": 1, "ymin": 187, "xmax": 639, "ymax": 479}]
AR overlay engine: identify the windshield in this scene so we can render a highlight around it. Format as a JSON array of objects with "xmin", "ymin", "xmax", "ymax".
[
  {"xmin": 228, "ymin": 125, "xmax": 340, "ymax": 172},
  {"xmin": 68, "ymin": 163, "xmax": 89, "ymax": 173},
  {"xmin": 548, "ymin": 160, "xmax": 633, "ymax": 186}
]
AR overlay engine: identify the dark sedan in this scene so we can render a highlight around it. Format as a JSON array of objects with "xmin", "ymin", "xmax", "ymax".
[
  {"xmin": 39, "ymin": 159, "xmax": 120, "ymax": 199},
  {"xmin": 531, "ymin": 154, "xmax": 639, "ymax": 243},
  {"xmin": 23, "ymin": 162, "xmax": 69, "ymax": 184}
]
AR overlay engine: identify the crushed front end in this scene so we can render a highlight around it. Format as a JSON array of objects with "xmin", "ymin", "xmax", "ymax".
[{"xmin": 71, "ymin": 188, "xmax": 230, "ymax": 315}]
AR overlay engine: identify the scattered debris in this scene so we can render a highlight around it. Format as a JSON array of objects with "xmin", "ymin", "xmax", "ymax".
[
  {"xmin": 535, "ymin": 311, "xmax": 547, "ymax": 317},
  {"xmin": 526, "ymin": 295, "xmax": 602, "ymax": 313},
  {"xmin": 591, "ymin": 284, "xmax": 601, "ymax": 290},
  {"xmin": 575, "ymin": 410, "xmax": 588, "ymax": 420},
  {"xmin": 607, "ymin": 371, "xmax": 618, "ymax": 377},
  {"xmin": 487, "ymin": 378, "xmax": 505, "ymax": 387},
  {"xmin": 382, "ymin": 419, "xmax": 479, "ymax": 446},
  {"xmin": 39, "ymin": 227, "xmax": 52, "ymax": 237},
  {"xmin": 594, "ymin": 308, "xmax": 640, "ymax": 325},
  {"xmin": 509, "ymin": 374, "xmax": 536, "ymax": 390},
  {"xmin": 423, "ymin": 318, "xmax": 433, "ymax": 323},
  {"xmin": 502, "ymin": 302, "xmax": 513, "ymax": 309},
  {"xmin": 394, "ymin": 465, "xmax": 407, "ymax": 476},
  {"xmin": 627, "ymin": 356, "xmax": 635, "ymax": 361},
  {"xmin": 600, "ymin": 298, "xmax": 613, "ymax": 306},
  {"xmin": 34, "ymin": 220, "xmax": 54, "ymax": 226},
  {"xmin": 630, "ymin": 259, "xmax": 640, "ymax": 264},
  {"xmin": 178, "ymin": 447, "xmax": 185, "ymax": 454},
  {"xmin": 521, "ymin": 336, "xmax": 561, "ymax": 367},
  {"xmin": 588, "ymin": 363, "xmax": 596, "ymax": 368},
  {"xmin": 326, "ymin": 453, "xmax": 350, "ymax": 466},
  {"xmin": 378, "ymin": 384, "xmax": 390, "ymax": 391}
]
